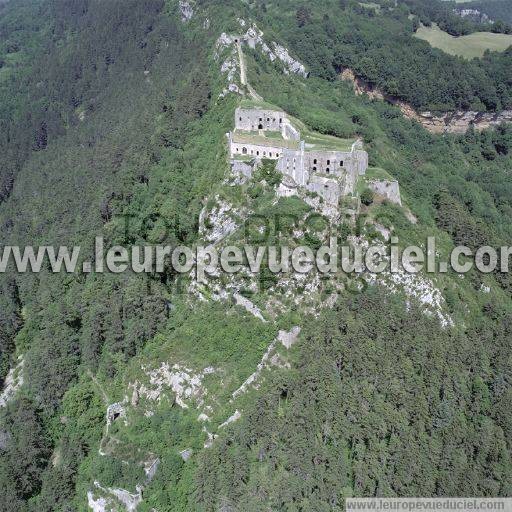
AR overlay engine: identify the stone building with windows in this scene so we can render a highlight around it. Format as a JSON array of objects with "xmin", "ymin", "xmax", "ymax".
[{"xmin": 228, "ymin": 106, "xmax": 368, "ymax": 205}]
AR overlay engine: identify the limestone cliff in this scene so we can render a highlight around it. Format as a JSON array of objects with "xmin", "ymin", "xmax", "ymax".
[{"xmin": 340, "ymin": 68, "xmax": 512, "ymax": 134}]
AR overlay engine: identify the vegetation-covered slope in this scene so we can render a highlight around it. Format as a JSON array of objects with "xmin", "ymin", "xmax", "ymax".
[
  {"xmin": 1, "ymin": 0, "xmax": 512, "ymax": 511},
  {"xmin": 255, "ymin": 0, "xmax": 512, "ymax": 111}
]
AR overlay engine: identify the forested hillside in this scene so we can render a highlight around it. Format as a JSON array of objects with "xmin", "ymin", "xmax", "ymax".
[
  {"xmin": 1, "ymin": 0, "xmax": 512, "ymax": 510},
  {"xmin": 257, "ymin": 0, "xmax": 512, "ymax": 112}
]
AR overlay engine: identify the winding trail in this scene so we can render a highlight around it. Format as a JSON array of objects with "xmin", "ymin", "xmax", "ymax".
[
  {"xmin": 236, "ymin": 40, "xmax": 263, "ymax": 101},
  {"xmin": 87, "ymin": 369, "xmax": 109, "ymax": 405}
]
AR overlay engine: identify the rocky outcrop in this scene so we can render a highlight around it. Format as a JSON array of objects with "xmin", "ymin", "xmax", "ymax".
[
  {"xmin": 368, "ymin": 179, "xmax": 402, "ymax": 206},
  {"xmin": 340, "ymin": 68, "xmax": 512, "ymax": 134},
  {"xmin": 278, "ymin": 326, "xmax": 301, "ymax": 349},
  {"xmin": 132, "ymin": 363, "xmax": 215, "ymax": 410},
  {"xmin": 231, "ymin": 328, "xmax": 297, "ymax": 400},
  {"xmin": 199, "ymin": 198, "xmax": 243, "ymax": 245},
  {"xmin": 233, "ymin": 293, "xmax": 266, "ymax": 322},
  {"xmin": 88, "ymin": 482, "xmax": 143, "ymax": 512},
  {"xmin": 417, "ymin": 110, "xmax": 512, "ymax": 134},
  {"xmin": 0, "ymin": 356, "xmax": 24, "ymax": 408},
  {"xmin": 215, "ymin": 20, "xmax": 308, "ymax": 98},
  {"xmin": 178, "ymin": 0, "xmax": 194, "ymax": 22},
  {"xmin": 219, "ymin": 409, "xmax": 242, "ymax": 428},
  {"xmin": 179, "ymin": 448, "xmax": 193, "ymax": 461}
]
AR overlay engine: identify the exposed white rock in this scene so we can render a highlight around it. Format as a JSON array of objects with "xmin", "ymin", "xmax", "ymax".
[
  {"xmin": 270, "ymin": 353, "xmax": 290, "ymax": 369},
  {"xmin": 405, "ymin": 208, "xmax": 418, "ymax": 225},
  {"xmin": 273, "ymin": 44, "xmax": 308, "ymax": 77},
  {"xmin": 215, "ymin": 24, "xmax": 307, "ymax": 79},
  {"xmin": 374, "ymin": 223, "xmax": 391, "ymax": 241},
  {"xmin": 231, "ymin": 328, "xmax": 296, "ymax": 400},
  {"xmin": 88, "ymin": 482, "xmax": 143, "ymax": 512},
  {"xmin": 368, "ymin": 179, "xmax": 402, "ymax": 206},
  {"xmin": 386, "ymin": 271, "xmax": 452, "ymax": 327},
  {"xmin": 219, "ymin": 409, "xmax": 241, "ymax": 428},
  {"xmin": 87, "ymin": 491, "xmax": 113, "ymax": 512},
  {"xmin": 180, "ymin": 448, "xmax": 193, "ymax": 461},
  {"xmin": 278, "ymin": 326, "xmax": 301, "ymax": 349},
  {"xmin": 203, "ymin": 427, "xmax": 217, "ymax": 448},
  {"xmin": 359, "ymin": 237, "xmax": 453, "ymax": 328},
  {"xmin": 227, "ymin": 159, "xmax": 254, "ymax": 186},
  {"xmin": 233, "ymin": 293, "xmax": 266, "ymax": 322},
  {"xmin": 179, "ymin": 0, "xmax": 194, "ymax": 22},
  {"xmin": 135, "ymin": 363, "xmax": 215, "ymax": 409},
  {"xmin": 341, "ymin": 67, "xmax": 512, "ymax": 134},
  {"xmin": 131, "ymin": 387, "xmax": 139, "ymax": 407},
  {"xmin": 219, "ymin": 83, "xmax": 242, "ymax": 99},
  {"xmin": 144, "ymin": 458, "xmax": 160, "ymax": 481},
  {"xmin": 200, "ymin": 199, "xmax": 242, "ymax": 245},
  {"xmin": 215, "ymin": 33, "xmax": 236, "ymax": 55},
  {"xmin": 221, "ymin": 53, "xmax": 238, "ymax": 83},
  {"xmin": 0, "ymin": 356, "xmax": 24, "ymax": 408}
]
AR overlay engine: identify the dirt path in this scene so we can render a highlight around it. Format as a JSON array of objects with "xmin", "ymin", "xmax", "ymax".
[
  {"xmin": 87, "ymin": 369, "xmax": 109, "ymax": 405},
  {"xmin": 237, "ymin": 41, "xmax": 263, "ymax": 101}
]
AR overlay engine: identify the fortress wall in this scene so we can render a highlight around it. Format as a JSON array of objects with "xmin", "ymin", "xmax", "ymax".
[
  {"xmin": 303, "ymin": 151, "xmax": 352, "ymax": 177},
  {"xmin": 307, "ymin": 176, "xmax": 340, "ymax": 205},
  {"xmin": 341, "ymin": 165, "xmax": 359, "ymax": 196},
  {"xmin": 282, "ymin": 121, "xmax": 300, "ymax": 141},
  {"xmin": 231, "ymin": 141, "xmax": 285, "ymax": 159},
  {"xmin": 353, "ymin": 150, "xmax": 369, "ymax": 176},
  {"xmin": 231, "ymin": 160, "xmax": 254, "ymax": 179},
  {"xmin": 277, "ymin": 148, "xmax": 307, "ymax": 186},
  {"xmin": 235, "ymin": 108, "xmax": 285, "ymax": 131}
]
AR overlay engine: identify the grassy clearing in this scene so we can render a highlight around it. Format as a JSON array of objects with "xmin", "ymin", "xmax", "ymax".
[
  {"xmin": 304, "ymin": 131, "xmax": 355, "ymax": 152},
  {"xmin": 414, "ymin": 24, "xmax": 512, "ymax": 59},
  {"xmin": 357, "ymin": 167, "xmax": 395, "ymax": 194},
  {"xmin": 233, "ymin": 130, "xmax": 300, "ymax": 149},
  {"xmin": 365, "ymin": 166, "xmax": 395, "ymax": 181},
  {"xmin": 358, "ymin": 2, "xmax": 381, "ymax": 13},
  {"xmin": 237, "ymin": 99, "xmax": 356, "ymax": 152},
  {"xmin": 239, "ymin": 98, "xmax": 282, "ymax": 111}
]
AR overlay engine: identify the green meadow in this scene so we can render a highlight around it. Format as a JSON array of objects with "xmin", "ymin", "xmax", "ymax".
[{"xmin": 415, "ymin": 23, "xmax": 512, "ymax": 58}]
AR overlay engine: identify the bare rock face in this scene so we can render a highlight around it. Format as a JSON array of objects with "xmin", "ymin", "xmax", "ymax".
[
  {"xmin": 368, "ymin": 180, "xmax": 402, "ymax": 206},
  {"xmin": 179, "ymin": 0, "xmax": 194, "ymax": 22},
  {"xmin": 340, "ymin": 68, "xmax": 512, "ymax": 134},
  {"xmin": 418, "ymin": 110, "xmax": 512, "ymax": 134},
  {"xmin": 0, "ymin": 356, "xmax": 24, "ymax": 408},
  {"xmin": 278, "ymin": 326, "xmax": 301, "ymax": 349},
  {"xmin": 0, "ymin": 429, "xmax": 10, "ymax": 450},
  {"xmin": 179, "ymin": 448, "xmax": 193, "ymax": 461}
]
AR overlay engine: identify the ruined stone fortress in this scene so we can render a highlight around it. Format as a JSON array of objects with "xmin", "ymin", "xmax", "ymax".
[{"xmin": 228, "ymin": 106, "xmax": 368, "ymax": 205}]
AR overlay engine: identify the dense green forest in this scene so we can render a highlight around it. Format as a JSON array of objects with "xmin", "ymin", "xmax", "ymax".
[
  {"xmin": 253, "ymin": 0, "xmax": 512, "ymax": 112},
  {"xmin": 1, "ymin": 0, "xmax": 512, "ymax": 510}
]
